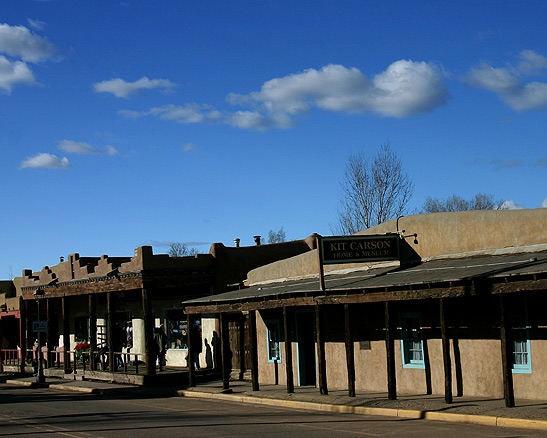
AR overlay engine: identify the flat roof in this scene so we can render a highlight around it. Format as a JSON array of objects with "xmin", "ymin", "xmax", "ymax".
[{"xmin": 182, "ymin": 250, "xmax": 547, "ymax": 309}]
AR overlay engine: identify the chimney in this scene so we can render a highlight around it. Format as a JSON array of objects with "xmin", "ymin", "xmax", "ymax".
[
  {"xmin": 253, "ymin": 235, "xmax": 261, "ymax": 246},
  {"xmin": 234, "ymin": 238, "xmax": 240, "ymax": 247}
]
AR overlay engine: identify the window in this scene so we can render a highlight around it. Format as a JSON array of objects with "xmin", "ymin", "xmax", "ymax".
[
  {"xmin": 166, "ymin": 310, "xmax": 188, "ymax": 350},
  {"xmin": 511, "ymin": 316, "xmax": 532, "ymax": 374},
  {"xmin": 74, "ymin": 316, "xmax": 89, "ymax": 343},
  {"xmin": 265, "ymin": 320, "xmax": 281, "ymax": 363},
  {"xmin": 399, "ymin": 313, "xmax": 425, "ymax": 369}
]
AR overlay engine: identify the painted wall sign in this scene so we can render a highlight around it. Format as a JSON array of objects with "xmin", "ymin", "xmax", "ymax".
[
  {"xmin": 320, "ymin": 234, "xmax": 400, "ymax": 264},
  {"xmin": 32, "ymin": 321, "xmax": 48, "ymax": 332}
]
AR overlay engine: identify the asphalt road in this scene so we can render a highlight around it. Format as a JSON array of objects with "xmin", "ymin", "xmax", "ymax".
[{"xmin": 0, "ymin": 384, "xmax": 544, "ymax": 437}]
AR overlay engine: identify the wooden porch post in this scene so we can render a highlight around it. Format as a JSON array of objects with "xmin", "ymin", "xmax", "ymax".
[
  {"xmin": 46, "ymin": 298, "xmax": 54, "ymax": 369},
  {"xmin": 45, "ymin": 298, "xmax": 50, "ymax": 367},
  {"xmin": 283, "ymin": 306, "xmax": 294, "ymax": 393},
  {"xmin": 142, "ymin": 288, "xmax": 155, "ymax": 376},
  {"xmin": 249, "ymin": 310, "xmax": 259, "ymax": 391},
  {"xmin": 440, "ymin": 298, "xmax": 453, "ymax": 403},
  {"xmin": 62, "ymin": 296, "xmax": 70, "ymax": 373},
  {"xmin": 344, "ymin": 304, "xmax": 356, "ymax": 397},
  {"xmin": 26, "ymin": 301, "xmax": 34, "ymax": 370},
  {"xmin": 238, "ymin": 316, "xmax": 245, "ymax": 380},
  {"xmin": 385, "ymin": 301, "xmax": 397, "ymax": 400},
  {"xmin": 499, "ymin": 294, "xmax": 515, "ymax": 407},
  {"xmin": 89, "ymin": 294, "xmax": 97, "ymax": 371},
  {"xmin": 315, "ymin": 304, "xmax": 328, "ymax": 395},
  {"xmin": 187, "ymin": 312, "xmax": 196, "ymax": 387},
  {"xmin": 106, "ymin": 292, "xmax": 115, "ymax": 371},
  {"xmin": 0, "ymin": 315, "xmax": 3, "ymax": 369},
  {"xmin": 219, "ymin": 312, "xmax": 230, "ymax": 391},
  {"xmin": 19, "ymin": 301, "xmax": 27, "ymax": 373}
]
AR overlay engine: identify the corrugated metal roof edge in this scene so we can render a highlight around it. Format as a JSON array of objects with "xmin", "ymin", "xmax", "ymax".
[
  {"xmin": 247, "ymin": 243, "xmax": 547, "ymax": 288},
  {"xmin": 182, "ymin": 248, "xmax": 547, "ymax": 307}
]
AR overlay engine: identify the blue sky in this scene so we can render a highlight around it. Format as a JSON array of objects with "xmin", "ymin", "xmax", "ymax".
[{"xmin": 1, "ymin": 1, "xmax": 546, "ymax": 278}]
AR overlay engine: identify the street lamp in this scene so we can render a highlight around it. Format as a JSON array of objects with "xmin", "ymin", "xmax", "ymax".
[{"xmin": 33, "ymin": 289, "xmax": 45, "ymax": 383}]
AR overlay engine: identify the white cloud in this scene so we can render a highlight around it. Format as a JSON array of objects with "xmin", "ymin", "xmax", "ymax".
[
  {"xmin": 122, "ymin": 60, "xmax": 448, "ymax": 130},
  {"xmin": 500, "ymin": 200, "xmax": 524, "ymax": 210},
  {"xmin": 227, "ymin": 110, "xmax": 281, "ymax": 130},
  {"xmin": 105, "ymin": 145, "xmax": 118, "ymax": 156},
  {"xmin": 58, "ymin": 140, "xmax": 119, "ymax": 156},
  {"xmin": 182, "ymin": 143, "xmax": 195, "ymax": 152},
  {"xmin": 231, "ymin": 61, "xmax": 449, "ymax": 119},
  {"xmin": 463, "ymin": 50, "xmax": 547, "ymax": 111},
  {"xmin": 121, "ymin": 103, "xmax": 220, "ymax": 124},
  {"xmin": 149, "ymin": 103, "xmax": 208, "ymax": 123},
  {"xmin": 121, "ymin": 104, "xmax": 289, "ymax": 130},
  {"xmin": 0, "ymin": 55, "xmax": 36, "ymax": 93},
  {"xmin": 0, "ymin": 23, "xmax": 57, "ymax": 63},
  {"xmin": 27, "ymin": 19, "xmax": 46, "ymax": 31},
  {"xmin": 19, "ymin": 153, "xmax": 70, "ymax": 169},
  {"xmin": 542, "ymin": 197, "xmax": 547, "ymax": 208},
  {"xmin": 58, "ymin": 140, "xmax": 99, "ymax": 154},
  {"xmin": 117, "ymin": 109, "xmax": 143, "ymax": 119},
  {"xmin": 515, "ymin": 50, "xmax": 547, "ymax": 75},
  {"xmin": 93, "ymin": 76, "xmax": 176, "ymax": 98}
]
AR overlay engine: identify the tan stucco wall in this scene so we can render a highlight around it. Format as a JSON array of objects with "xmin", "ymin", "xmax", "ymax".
[
  {"xmin": 256, "ymin": 297, "xmax": 547, "ymax": 399},
  {"xmin": 354, "ymin": 340, "xmax": 387, "ymax": 392},
  {"xmin": 248, "ymin": 209, "xmax": 547, "ymax": 285},
  {"xmin": 514, "ymin": 339, "xmax": 547, "ymax": 399},
  {"xmin": 359, "ymin": 208, "xmax": 547, "ymax": 260},
  {"xmin": 257, "ymin": 311, "xmax": 304, "ymax": 387},
  {"xmin": 456, "ymin": 339, "xmax": 504, "ymax": 397}
]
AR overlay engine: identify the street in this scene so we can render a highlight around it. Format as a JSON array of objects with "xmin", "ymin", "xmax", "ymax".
[{"xmin": 0, "ymin": 384, "xmax": 544, "ymax": 437}]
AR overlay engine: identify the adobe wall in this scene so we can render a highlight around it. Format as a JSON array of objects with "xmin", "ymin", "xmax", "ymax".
[
  {"xmin": 0, "ymin": 280, "xmax": 19, "ymax": 312},
  {"xmin": 248, "ymin": 209, "xmax": 547, "ymax": 285},
  {"xmin": 256, "ymin": 294, "xmax": 547, "ymax": 400},
  {"xmin": 210, "ymin": 235, "xmax": 316, "ymax": 291},
  {"xmin": 359, "ymin": 208, "xmax": 547, "ymax": 260}
]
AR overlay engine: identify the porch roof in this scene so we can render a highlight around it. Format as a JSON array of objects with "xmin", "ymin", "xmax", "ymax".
[{"xmin": 182, "ymin": 249, "xmax": 547, "ymax": 312}]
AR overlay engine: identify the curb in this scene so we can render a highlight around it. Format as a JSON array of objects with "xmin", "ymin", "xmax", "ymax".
[
  {"xmin": 6, "ymin": 379, "xmax": 105, "ymax": 394},
  {"xmin": 7, "ymin": 379, "xmax": 547, "ymax": 432},
  {"xmin": 49, "ymin": 384, "xmax": 100, "ymax": 394},
  {"xmin": 6, "ymin": 379, "xmax": 39, "ymax": 388},
  {"xmin": 176, "ymin": 390, "xmax": 547, "ymax": 432}
]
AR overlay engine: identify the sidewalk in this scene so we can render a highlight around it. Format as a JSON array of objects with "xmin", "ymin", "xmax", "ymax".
[{"xmin": 4, "ymin": 375, "xmax": 547, "ymax": 432}]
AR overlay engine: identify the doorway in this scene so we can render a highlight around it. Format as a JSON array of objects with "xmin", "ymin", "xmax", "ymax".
[{"xmin": 295, "ymin": 310, "xmax": 316, "ymax": 386}]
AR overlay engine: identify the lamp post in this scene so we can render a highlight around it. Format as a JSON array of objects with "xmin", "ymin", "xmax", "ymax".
[{"xmin": 33, "ymin": 289, "xmax": 45, "ymax": 383}]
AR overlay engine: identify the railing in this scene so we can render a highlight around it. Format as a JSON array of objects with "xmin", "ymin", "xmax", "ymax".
[
  {"xmin": 0, "ymin": 349, "xmax": 21, "ymax": 367},
  {"xmin": 3, "ymin": 347, "xmax": 145, "ymax": 376},
  {"xmin": 72, "ymin": 350, "xmax": 145, "ymax": 374}
]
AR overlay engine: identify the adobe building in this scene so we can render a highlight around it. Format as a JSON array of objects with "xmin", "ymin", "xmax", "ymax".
[
  {"xmin": 182, "ymin": 209, "xmax": 547, "ymax": 406},
  {"xmin": 0, "ymin": 280, "xmax": 24, "ymax": 372},
  {"xmin": 9, "ymin": 236, "xmax": 316, "ymax": 382}
]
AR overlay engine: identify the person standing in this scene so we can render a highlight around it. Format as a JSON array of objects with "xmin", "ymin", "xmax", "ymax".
[
  {"xmin": 190, "ymin": 322, "xmax": 202, "ymax": 370},
  {"xmin": 153, "ymin": 325, "xmax": 167, "ymax": 371}
]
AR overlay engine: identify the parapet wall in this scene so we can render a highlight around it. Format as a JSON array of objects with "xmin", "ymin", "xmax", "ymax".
[
  {"xmin": 16, "ymin": 246, "xmax": 214, "ymax": 292},
  {"xmin": 248, "ymin": 209, "xmax": 547, "ymax": 285},
  {"xmin": 360, "ymin": 208, "xmax": 547, "ymax": 259}
]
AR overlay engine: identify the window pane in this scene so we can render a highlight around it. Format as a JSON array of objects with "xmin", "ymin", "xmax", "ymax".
[
  {"xmin": 266, "ymin": 321, "xmax": 281, "ymax": 361},
  {"xmin": 166, "ymin": 311, "xmax": 188, "ymax": 349},
  {"xmin": 400, "ymin": 313, "xmax": 424, "ymax": 367}
]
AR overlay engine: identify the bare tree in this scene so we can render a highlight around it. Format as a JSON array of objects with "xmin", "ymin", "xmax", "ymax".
[
  {"xmin": 422, "ymin": 193, "xmax": 506, "ymax": 213},
  {"xmin": 333, "ymin": 142, "xmax": 414, "ymax": 235},
  {"xmin": 168, "ymin": 242, "xmax": 199, "ymax": 257},
  {"xmin": 267, "ymin": 227, "xmax": 286, "ymax": 244}
]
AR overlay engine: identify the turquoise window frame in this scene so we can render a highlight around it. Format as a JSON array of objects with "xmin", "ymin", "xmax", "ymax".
[
  {"xmin": 511, "ymin": 316, "xmax": 532, "ymax": 374},
  {"xmin": 265, "ymin": 319, "xmax": 281, "ymax": 363},
  {"xmin": 399, "ymin": 312, "xmax": 425, "ymax": 369}
]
